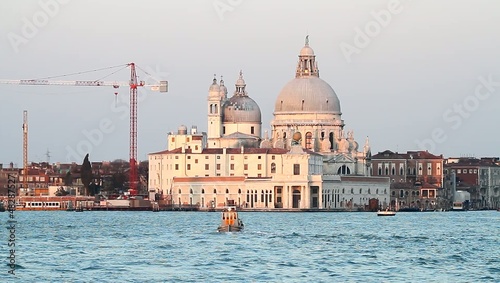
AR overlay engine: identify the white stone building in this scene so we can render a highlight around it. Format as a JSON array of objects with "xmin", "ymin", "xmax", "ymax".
[{"xmin": 148, "ymin": 37, "xmax": 389, "ymax": 210}]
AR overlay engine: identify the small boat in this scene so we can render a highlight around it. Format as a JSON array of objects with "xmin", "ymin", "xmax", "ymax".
[
  {"xmin": 217, "ymin": 206, "xmax": 244, "ymax": 232},
  {"xmin": 377, "ymin": 208, "xmax": 396, "ymax": 216}
]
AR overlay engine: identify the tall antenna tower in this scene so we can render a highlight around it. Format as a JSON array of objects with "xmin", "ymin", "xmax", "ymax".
[
  {"xmin": 45, "ymin": 149, "xmax": 51, "ymax": 164},
  {"xmin": 23, "ymin": 110, "xmax": 28, "ymax": 190}
]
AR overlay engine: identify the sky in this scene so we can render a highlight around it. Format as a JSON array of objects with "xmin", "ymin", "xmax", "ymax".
[{"xmin": 1, "ymin": 0, "xmax": 499, "ymax": 166}]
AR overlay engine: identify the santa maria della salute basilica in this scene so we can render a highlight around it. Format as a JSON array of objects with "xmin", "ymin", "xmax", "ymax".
[{"xmin": 149, "ymin": 37, "xmax": 390, "ymax": 210}]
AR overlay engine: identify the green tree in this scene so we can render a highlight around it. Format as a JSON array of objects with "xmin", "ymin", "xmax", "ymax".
[
  {"xmin": 81, "ymin": 154, "xmax": 93, "ymax": 196},
  {"xmin": 64, "ymin": 171, "xmax": 73, "ymax": 186},
  {"xmin": 112, "ymin": 172, "xmax": 127, "ymax": 190}
]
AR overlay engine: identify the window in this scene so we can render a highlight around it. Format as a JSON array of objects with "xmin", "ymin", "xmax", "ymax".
[
  {"xmin": 293, "ymin": 164, "xmax": 300, "ymax": 175},
  {"xmin": 205, "ymin": 164, "xmax": 209, "ymax": 170},
  {"xmin": 244, "ymin": 164, "xmax": 248, "ymax": 170},
  {"xmin": 305, "ymin": 132, "xmax": 313, "ymax": 149},
  {"xmin": 258, "ymin": 156, "xmax": 262, "ymax": 159},
  {"xmin": 244, "ymin": 156, "xmax": 248, "ymax": 160},
  {"xmin": 187, "ymin": 156, "xmax": 191, "ymax": 159},
  {"xmin": 186, "ymin": 137, "xmax": 190, "ymax": 142},
  {"xmin": 175, "ymin": 156, "xmax": 179, "ymax": 159},
  {"xmin": 205, "ymin": 156, "xmax": 209, "ymax": 159},
  {"xmin": 258, "ymin": 174, "xmax": 262, "ymax": 177},
  {"xmin": 251, "ymin": 126, "xmax": 255, "ymax": 135},
  {"xmin": 187, "ymin": 164, "xmax": 191, "ymax": 170},
  {"xmin": 175, "ymin": 164, "xmax": 179, "ymax": 170},
  {"xmin": 457, "ymin": 169, "xmax": 461, "ymax": 174},
  {"xmin": 271, "ymin": 163, "xmax": 276, "ymax": 173},
  {"xmin": 231, "ymin": 156, "xmax": 234, "ymax": 160},
  {"xmin": 257, "ymin": 164, "xmax": 262, "ymax": 170},
  {"xmin": 213, "ymin": 189, "xmax": 217, "ymax": 194},
  {"xmin": 223, "ymin": 127, "xmax": 226, "ymax": 135},
  {"xmin": 272, "ymin": 155, "xmax": 275, "ymax": 160},
  {"xmin": 226, "ymin": 189, "xmax": 229, "ymax": 194},
  {"xmin": 195, "ymin": 159, "xmax": 198, "ymax": 164},
  {"xmin": 230, "ymin": 164, "xmax": 235, "ymax": 170},
  {"xmin": 216, "ymin": 164, "xmax": 221, "ymax": 170},
  {"xmin": 217, "ymin": 156, "xmax": 220, "ymax": 159},
  {"xmin": 469, "ymin": 169, "xmax": 473, "ymax": 174}
]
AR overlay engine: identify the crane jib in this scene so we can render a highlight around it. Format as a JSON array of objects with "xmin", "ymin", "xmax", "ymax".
[{"xmin": 18, "ymin": 80, "xmax": 111, "ymax": 86}]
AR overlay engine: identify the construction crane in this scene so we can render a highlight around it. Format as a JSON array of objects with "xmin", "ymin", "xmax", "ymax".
[
  {"xmin": 2, "ymin": 63, "xmax": 168, "ymax": 192},
  {"xmin": 23, "ymin": 110, "xmax": 28, "ymax": 190}
]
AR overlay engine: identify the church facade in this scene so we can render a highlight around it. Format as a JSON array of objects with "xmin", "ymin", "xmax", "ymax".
[{"xmin": 148, "ymin": 38, "xmax": 390, "ymax": 210}]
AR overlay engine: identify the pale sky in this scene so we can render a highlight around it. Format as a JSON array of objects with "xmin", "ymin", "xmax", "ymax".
[{"xmin": 1, "ymin": 0, "xmax": 499, "ymax": 166}]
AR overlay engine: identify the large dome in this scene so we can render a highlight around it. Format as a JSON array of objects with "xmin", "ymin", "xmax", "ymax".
[
  {"xmin": 223, "ymin": 96, "xmax": 261, "ymax": 123},
  {"xmin": 274, "ymin": 76, "xmax": 341, "ymax": 114}
]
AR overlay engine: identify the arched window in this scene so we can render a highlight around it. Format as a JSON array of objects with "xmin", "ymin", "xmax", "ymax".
[
  {"xmin": 225, "ymin": 188, "xmax": 229, "ymax": 194},
  {"xmin": 391, "ymin": 167, "xmax": 395, "ymax": 175},
  {"xmin": 213, "ymin": 188, "xmax": 217, "ymax": 194},
  {"xmin": 385, "ymin": 168, "xmax": 389, "ymax": 175},
  {"xmin": 305, "ymin": 132, "xmax": 313, "ymax": 149},
  {"xmin": 238, "ymin": 189, "xmax": 241, "ymax": 194},
  {"xmin": 271, "ymin": 163, "xmax": 276, "ymax": 173},
  {"xmin": 178, "ymin": 189, "xmax": 181, "ymax": 194},
  {"xmin": 400, "ymin": 167, "xmax": 404, "ymax": 175},
  {"xmin": 201, "ymin": 189, "xmax": 205, "ymax": 194},
  {"xmin": 337, "ymin": 165, "xmax": 351, "ymax": 175},
  {"xmin": 378, "ymin": 168, "xmax": 382, "ymax": 175},
  {"xmin": 190, "ymin": 189, "xmax": 193, "ymax": 194}
]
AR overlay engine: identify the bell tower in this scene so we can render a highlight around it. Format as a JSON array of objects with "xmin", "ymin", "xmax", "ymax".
[{"xmin": 207, "ymin": 75, "xmax": 225, "ymax": 147}]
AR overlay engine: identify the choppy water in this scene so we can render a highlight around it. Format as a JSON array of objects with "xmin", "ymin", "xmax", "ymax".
[{"xmin": 1, "ymin": 210, "xmax": 499, "ymax": 282}]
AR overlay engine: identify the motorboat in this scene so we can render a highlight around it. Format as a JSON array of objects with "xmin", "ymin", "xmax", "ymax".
[
  {"xmin": 217, "ymin": 206, "xmax": 244, "ymax": 232},
  {"xmin": 377, "ymin": 206, "xmax": 396, "ymax": 216}
]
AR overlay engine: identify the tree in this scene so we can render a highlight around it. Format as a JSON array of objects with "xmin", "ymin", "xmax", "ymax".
[
  {"xmin": 55, "ymin": 186, "xmax": 69, "ymax": 196},
  {"xmin": 112, "ymin": 172, "xmax": 127, "ymax": 190},
  {"xmin": 81, "ymin": 154, "xmax": 93, "ymax": 196},
  {"xmin": 64, "ymin": 171, "xmax": 73, "ymax": 186}
]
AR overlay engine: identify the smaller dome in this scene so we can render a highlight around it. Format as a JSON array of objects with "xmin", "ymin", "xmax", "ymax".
[
  {"xmin": 219, "ymin": 78, "xmax": 227, "ymax": 95},
  {"xmin": 177, "ymin": 125, "xmax": 187, "ymax": 135},
  {"xmin": 222, "ymin": 96, "xmax": 261, "ymax": 123},
  {"xmin": 300, "ymin": 45, "xmax": 315, "ymax": 56},
  {"xmin": 209, "ymin": 77, "xmax": 220, "ymax": 93}
]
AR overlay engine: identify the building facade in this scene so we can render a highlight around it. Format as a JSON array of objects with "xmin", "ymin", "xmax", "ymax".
[
  {"xmin": 444, "ymin": 157, "xmax": 500, "ymax": 209},
  {"xmin": 371, "ymin": 150, "xmax": 444, "ymax": 210},
  {"xmin": 148, "ymin": 37, "xmax": 390, "ymax": 210}
]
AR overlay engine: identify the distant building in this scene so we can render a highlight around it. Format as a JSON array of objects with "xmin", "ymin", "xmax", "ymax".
[
  {"xmin": 148, "ymin": 37, "xmax": 390, "ymax": 210},
  {"xmin": 371, "ymin": 150, "xmax": 444, "ymax": 210},
  {"xmin": 444, "ymin": 157, "xmax": 500, "ymax": 209}
]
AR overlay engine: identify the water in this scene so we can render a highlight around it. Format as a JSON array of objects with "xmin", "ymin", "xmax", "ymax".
[{"xmin": 1, "ymin": 211, "xmax": 499, "ymax": 282}]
